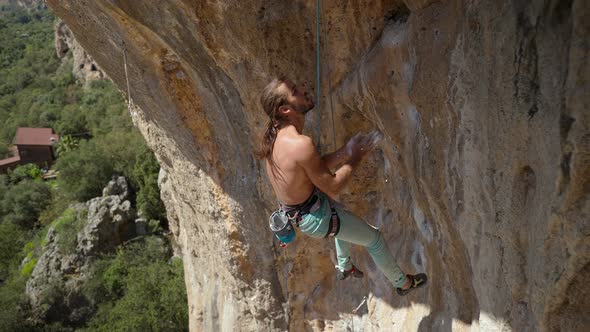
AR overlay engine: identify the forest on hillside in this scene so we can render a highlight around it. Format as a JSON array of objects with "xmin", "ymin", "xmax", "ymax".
[{"xmin": 0, "ymin": 4, "xmax": 188, "ymax": 331}]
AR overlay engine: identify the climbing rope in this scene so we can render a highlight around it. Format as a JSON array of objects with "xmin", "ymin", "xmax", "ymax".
[
  {"xmin": 122, "ymin": 41, "xmax": 134, "ymax": 112},
  {"xmin": 315, "ymin": 0, "xmax": 322, "ymax": 153},
  {"xmin": 315, "ymin": 0, "xmax": 338, "ymax": 154},
  {"xmin": 319, "ymin": 0, "xmax": 337, "ymax": 152},
  {"xmin": 352, "ymin": 295, "xmax": 368, "ymax": 314},
  {"xmin": 315, "ymin": 4, "xmax": 370, "ymax": 330}
]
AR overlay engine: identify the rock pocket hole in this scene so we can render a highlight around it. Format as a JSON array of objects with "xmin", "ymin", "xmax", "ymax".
[{"xmin": 384, "ymin": 3, "xmax": 410, "ymax": 24}]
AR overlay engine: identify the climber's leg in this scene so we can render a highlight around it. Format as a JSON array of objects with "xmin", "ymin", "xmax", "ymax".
[
  {"xmin": 298, "ymin": 191, "xmax": 332, "ymax": 238},
  {"xmin": 334, "ymin": 237, "xmax": 353, "ymax": 271},
  {"xmin": 332, "ymin": 205, "xmax": 408, "ymax": 288},
  {"xmin": 298, "ymin": 192, "xmax": 408, "ymax": 288},
  {"xmin": 334, "ymin": 237, "xmax": 365, "ymax": 279}
]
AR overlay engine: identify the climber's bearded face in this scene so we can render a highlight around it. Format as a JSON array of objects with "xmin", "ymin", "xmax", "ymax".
[{"xmin": 283, "ymin": 79, "xmax": 315, "ymax": 115}]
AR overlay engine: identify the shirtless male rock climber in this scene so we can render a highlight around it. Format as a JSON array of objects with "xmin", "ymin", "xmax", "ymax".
[{"xmin": 258, "ymin": 77, "xmax": 427, "ymax": 296}]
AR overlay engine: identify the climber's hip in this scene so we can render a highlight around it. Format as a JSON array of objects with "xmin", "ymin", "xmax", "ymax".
[{"xmin": 298, "ymin": 191, "xmax": 340, "ymax": 238}]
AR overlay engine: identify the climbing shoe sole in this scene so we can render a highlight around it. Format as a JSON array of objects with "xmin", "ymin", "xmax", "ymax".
[
  {"xmin": 336, "ymin": 265, "xmax": 364, "ymax": 280},
  {"xmin": 396, "ymin": 273, "xmax": 428, "ymax": 296}
]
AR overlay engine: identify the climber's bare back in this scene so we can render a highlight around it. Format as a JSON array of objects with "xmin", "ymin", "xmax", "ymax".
[{"xmin": 266, "ymin": 125, "xmax": 316, "ymax": 205}]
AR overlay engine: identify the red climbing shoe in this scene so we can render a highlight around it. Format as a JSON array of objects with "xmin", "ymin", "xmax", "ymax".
[
  {"xmin": 396, "ymin": 273, "xmax": 428, "ymax": 296},
  {"xmin": 336, "ymin": 265, "xmax": 364, "ymax": 280}
]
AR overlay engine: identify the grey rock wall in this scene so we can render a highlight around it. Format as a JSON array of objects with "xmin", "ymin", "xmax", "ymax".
[
  {"xmin": 26, "ymin": 177, "xmax": 137, "ymax": 325},
  {"xmin": 55, "ymin": 19, "xmax": 107, "ymax": 84}
]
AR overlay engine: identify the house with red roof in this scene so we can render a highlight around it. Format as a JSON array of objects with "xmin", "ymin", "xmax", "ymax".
[{"xmin": 0, "ymin": 127, "xmax": 59, "ymax": 174}]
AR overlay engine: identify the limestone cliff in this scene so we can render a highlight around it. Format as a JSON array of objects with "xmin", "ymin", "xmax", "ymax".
[
  {"xmin": 46, "ymin": 1, "xmax": 589, "ymax": 331},
  {"xmin": 26, "ymin": 177, "xmax": 137, "ymax": 325},
  {"xmin": 55, "ymin": 19, "xmax": 107, "ymax": 84}
]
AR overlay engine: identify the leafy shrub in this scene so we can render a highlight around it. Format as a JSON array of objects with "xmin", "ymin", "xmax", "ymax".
[
  {"xmin": 54, "ymin": 139, "xmax": 114, "ymax": 202},
  {"xmin": 55, "ymin": 104, "xmax": 88, "ymax": 136},
  {"xmin": 0, "ymin": 221, "xmax": 27, "ymax": 281},
  {"xmin": 86, "ymin": 258, "xmax": 187, "ymax": 332},
  {"xmin": 20, "ymin": 256, "xmax": 36, "ymax": 277},
  {"xmin": 54, "ymin": 134, "xmax": 79, "ymax": 156},
  {"xmin": 147, "ymin": 219, "xmax": 163, "ymax": 235},
  {"xmin": 8, "ymin": 163, "xmax": 43, "ymax": 183},
  {"xmin": 38, "ymin": 190, "xmax": 70, "ymax": 226},
  {"xmin": 55, "ymin": 129, "xmax": 147, "ymax": 202},
  {"xmin": 0, "ymin": 179, "xmax": 51, "ymax": 228},
  {"xmin": 81, "ymin": 80, "xmax": 130, "ymax": 137},
  {"xmin": 81, "ymin": 236, "xmax": 187, "ymax": 332},
  {"xmin": 0, "ymin": 174, "xmax": 8, "ymax": 206},
  {"xmin": 53, "ymin": 208, "xmax": 85, "ymax": 254},
  {"xmin": 0, "ymin": 274, "xmax": 34, "ymax": 332},
  {"xmin": 0, "ymin": 142, "xmax": 8, "ymax": 159},
  {"xmin": 133, "ymin": 148, "xmax": 166, "ymax": 221}
]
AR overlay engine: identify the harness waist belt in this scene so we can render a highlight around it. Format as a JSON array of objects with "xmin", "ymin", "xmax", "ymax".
[
  {"xmin": 325, "ymin": 207, "xmax": 341, "ymax": 237},
  {"xmin": 280, "ymin": 189, "xmax": 320, "ymax": 223}
]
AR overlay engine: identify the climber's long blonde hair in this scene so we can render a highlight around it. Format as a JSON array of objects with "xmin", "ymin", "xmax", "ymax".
[{"xmin": 256, "ymin": 77, "xmax": 289, "ymax": 179}]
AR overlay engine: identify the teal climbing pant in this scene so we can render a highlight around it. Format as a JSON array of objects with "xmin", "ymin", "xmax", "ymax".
[{"xmin": 298, "ymin": 191, "xmax": 408, "ymax": 288}]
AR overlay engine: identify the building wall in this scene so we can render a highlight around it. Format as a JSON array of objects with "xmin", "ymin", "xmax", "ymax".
[
  {"xmin": 0, "ymin": 160, "xmax": 22, "ymax": 174},
  {"xmin": 17, "ymin": 145, "xmax": 55, "ymax": 168}
]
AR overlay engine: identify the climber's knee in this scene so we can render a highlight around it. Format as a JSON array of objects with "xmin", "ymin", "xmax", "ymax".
[{"xmin": 366, "ymin": 230, "xmax": 385, "ymax": 254}]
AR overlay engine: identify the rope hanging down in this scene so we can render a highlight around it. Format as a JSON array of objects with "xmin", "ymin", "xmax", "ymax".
[
  {"xmin": 315, "ymin": 5, "xmax": 370, "ymax": 329},
  {"xmin": 315, "ymin": 0, "xmax": 337, "ymax": 154},
  {"xmin": 122, "ymin": 41, "xmax": 134, "ymax": 112},
  {"xmin": 315, "ymin": 0, "xmax": 322, "ymax": 152}
]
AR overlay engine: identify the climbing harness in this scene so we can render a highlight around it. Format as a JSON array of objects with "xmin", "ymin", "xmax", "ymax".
[
  {"xmin": 326, "ymin": 207, "xmax": 341, "ymax": 237},
  {"xmin": 269, "ymin": 187, "xmax": 342, "ymax": 247},
  {"xmin": 270, "ymin": 0, "xmax": 342, "ymax": 247},
  {"xmin": 269, "ymin": 188, "xmax": 327, "ymax": 247}
]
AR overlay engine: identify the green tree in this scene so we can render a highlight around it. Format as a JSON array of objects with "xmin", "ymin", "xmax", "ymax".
[
  {"xmin": 54, "ymin": 130, "xmax": 146, "ymax": 202},
  {"xmin": 0, "ymin": 174, "xmax": 8, "ymax": 203},
  {"xmin": 81, "ymin": 80, "xmax": 130, "ymax": 137},
  {"xmin": 81, "ymin": 237, "xmax": 187, "ymax": 332},
  {"xmin": 0, "ymin": 275, "xmax": 35, "ymax": 332},
  {"xmin": 0, "ymin": 221, "xmax": 27, "ymax": 282},
  {"xmin": 54, "ymin": 139, "xmax": 114, "ymax": 202},
  {"xmin": 0, "ymin": 142, "xmax": 8, "ymax": 159},
  {"xmin": 95, "ymin": 130, "xmax": 144, "ymax": 181},
  {"xmin": 0, "ymin": 179, "xmax": 51, "ymax": 228},
  {"xmin": 8, "ymin": 163, "xmax": 43, "ymax": 183},
  {"xmin": 55, "ymin": 104, "xmax": 87, "ymax": 136},
  {"xmin": 133, "ymin": 148, "xmax": 166, "ymax": 221},
  {"xmin": 55, "ymin": 135, "xmax": 79, "ymax": 156}
]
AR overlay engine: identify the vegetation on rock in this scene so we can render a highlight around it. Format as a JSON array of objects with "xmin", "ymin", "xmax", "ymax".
[{"xmin": 0, "ymin": 4, "xmax": 184, "ymax": 331}]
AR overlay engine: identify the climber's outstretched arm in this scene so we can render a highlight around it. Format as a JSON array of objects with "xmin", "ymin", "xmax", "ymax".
[
  {"xmin": 321, "ymin": 144, "xmax": 351, "ymax": 170},
  {"xmin": 321, "ymin": 132, "xmax": 378, "ymax": 170},
  {"xmin": 294, "ymin": 136, "xmax": 355, "ymax": 198},
  {"xmin": 296, "ymin": 133, "xmax": 378, "ymax": 197}
]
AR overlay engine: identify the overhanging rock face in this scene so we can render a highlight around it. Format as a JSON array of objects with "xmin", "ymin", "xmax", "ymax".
[{"xmin": 46, "ymin": 1, "xmax": 589, "ymax": 331}]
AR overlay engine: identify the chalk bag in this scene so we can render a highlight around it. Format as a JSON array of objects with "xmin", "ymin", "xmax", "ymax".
[{"xmin": 269, "ymin": 210, "xmax": 296, "ymax": 246}]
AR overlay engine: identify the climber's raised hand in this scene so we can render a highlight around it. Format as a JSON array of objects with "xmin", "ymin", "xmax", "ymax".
[{"xmin": 345, "ymin": 131, "xmax": 383, "ymax": 166}]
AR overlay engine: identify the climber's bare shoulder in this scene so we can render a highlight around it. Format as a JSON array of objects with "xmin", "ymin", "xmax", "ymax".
[{"xmin": 267, "ymin": 129, "xmax": 316, "ymax": 205}]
